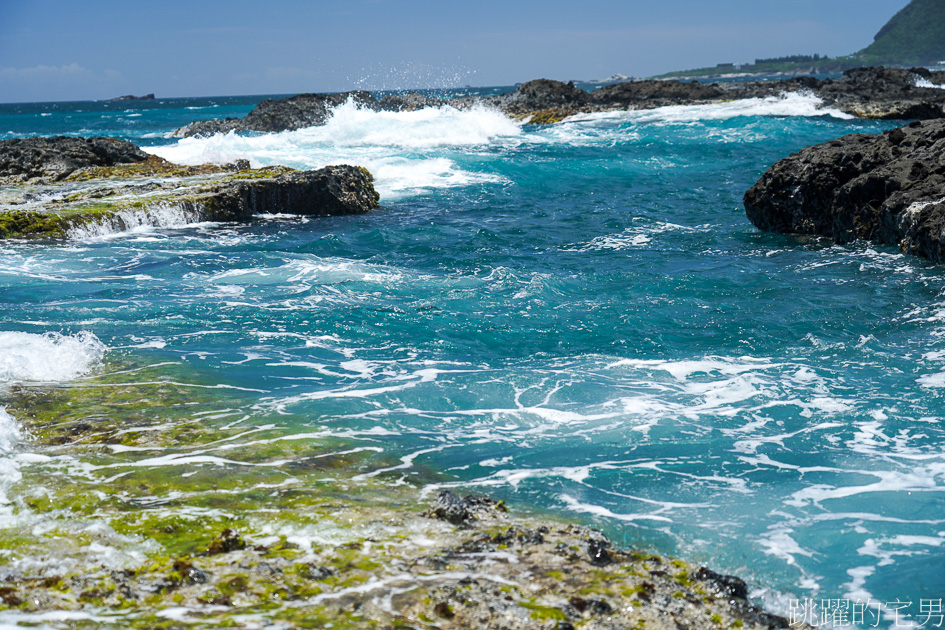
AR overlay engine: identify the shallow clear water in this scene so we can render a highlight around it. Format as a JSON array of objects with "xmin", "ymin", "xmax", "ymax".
[{"xmin": 1, "ymin": 89, "xmax": 944, "ymax": 616}]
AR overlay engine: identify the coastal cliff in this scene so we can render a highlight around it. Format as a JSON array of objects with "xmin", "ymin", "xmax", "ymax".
[
  {"xmin": 0, "ymin": 137, "xmax": 379, "ymax": 239},
  {"xmin": 744, "ymin": 118, "xmax": 945, "ymax": 261}
]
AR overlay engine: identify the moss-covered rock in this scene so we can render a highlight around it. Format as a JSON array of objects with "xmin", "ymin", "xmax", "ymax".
[{"xmin": 0, "ymin": 138, "xmax": 380, "ymax": 239}]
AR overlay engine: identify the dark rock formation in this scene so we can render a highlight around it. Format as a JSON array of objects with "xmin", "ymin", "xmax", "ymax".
[
  {"xmin": 378, "ymin": 91, "xmax": 447, "ymax": 112},
  {"xmin": 509, "ymin": 69, "xmax": 945, "ymax": 122},
  {"xmin": 108, "ymin": 94, "xmax": 155, "ymax": 101},
  {"xmin": 170, "ymin": 67, "xmax": 945, "ymax": 137},
  {"xmin": 201, "ymin": 165, "xmax": 380, "ymax": 222},
  {"xmin": 589, "ymin": 79, "xmax": 727, "ymax": 108},
  {"xmin": 423, "ymin": 489, "xmax": 508, "ymax": 526},
  {"xmin": 174, "ymin": 91, "xmax": 380, "ymax": 137},
  {"xmin": 492, "ymin": 78, "xmax": 590, "ymax": 116},
  {"xmin": 0, "ymin": 136, "xmax": 149, "ymax": 182},
  {"xmin": 744, "ymin": 118, "xmax": 945, "ymax": 261},
  {"xmin": 817, "ymin": 66, "xmax": 945, "ymax": 119},
  {"xmin": 0, "ymin": 494, "xmax": 797, "ymax": 630}
]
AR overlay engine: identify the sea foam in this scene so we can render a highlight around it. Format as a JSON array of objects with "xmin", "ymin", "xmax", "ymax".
[
  {"xmin": 915, "ymin": 76, "xmax": 945, "ymax": 90},
  {"xmin": 148, "ymin": 100, "xmax": 521, "ymax": 200},
  {"xmin": 0, "ymin": 331, "xmax": 106, "ymax": 384},
  {"xmin": 566, "ymin": 91, "xmax": 854, "ymax": 124}
]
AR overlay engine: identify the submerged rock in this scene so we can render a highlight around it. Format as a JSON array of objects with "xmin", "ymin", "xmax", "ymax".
[
  {"xmin": 744, "ymin": 118, "xmax": 945, "ymax": 261},
  {"xmin": 206, "ymin": 529, "xmax": 246, "ymax": 555}
]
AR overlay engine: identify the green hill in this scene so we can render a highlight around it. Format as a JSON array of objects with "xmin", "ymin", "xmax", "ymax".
[
  {"xmin": 855, "ymin": 0, "xmax": 945, "ymax": 65},
  {"xmin": 655, "ymin": 0, "xmax": 945, "ymax": 79}
]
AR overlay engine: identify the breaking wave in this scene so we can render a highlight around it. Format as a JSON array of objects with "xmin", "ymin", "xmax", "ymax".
[{"xmin": 0, "ymin": 331, "xmax": 106, "ymax": 384}]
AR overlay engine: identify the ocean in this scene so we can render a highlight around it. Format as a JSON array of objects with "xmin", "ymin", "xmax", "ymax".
[{"xmin": 1, "ymin": 87, "xmax": 943, "ymax": 624}]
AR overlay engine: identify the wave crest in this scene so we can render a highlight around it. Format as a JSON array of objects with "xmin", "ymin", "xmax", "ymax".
[{"xmin": 0, "ymin": 331, "xmax": 106, "ymax": 384}]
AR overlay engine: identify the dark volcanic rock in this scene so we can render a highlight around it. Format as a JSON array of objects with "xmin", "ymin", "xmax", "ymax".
[
  {"xmin": 108, "ymin": 94, "xmax": 155, "ymax": 101},
  {"xmin": 744, "ymin": 118, "xmax": 945, "ymax": 261},
  {"xmin": 423, "ymin": 490, "xmax": 508, "ymax": 526},
  {"xmin": 817, "ymin": 66, "xmax": 945, "ymax": 119},
  {"xmin": 202, "ymin": 165, "xmax": 380, "ymax": 221},
  {"xmin": 0, "ymin": 136, "xmax": 149, "ymax": 182},
  {"xmin": 174, "ymin": 91, "xmax": 380, "ymax": 137},
  {"xmin": 378, "ymin": 91, "xmax": 448, "ymax": 111},
  {"xmin": 484, "ymin": 69, "xmax": 945, "ymax": 123},
  {"xmin": 493, "ymin": 79, "xmax": 590, "ymax": 117},
  {"xmin": 589, "ymin": 79, "xmax": 727, "ymax": 108}
]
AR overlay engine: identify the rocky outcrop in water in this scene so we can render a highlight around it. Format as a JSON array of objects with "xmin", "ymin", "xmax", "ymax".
[
  {"xmin": 171, "ymin": 66, "xmax": 945, "ymax": 137},
  {"xmin": 173, "ymin": 90, "xmax": 380, "ymax": 137},
  {"xmin": 0, "ymin": 137, "xmax": 379, "ymax": 238},
  {"xmin": 496, "ymin": 68, "xmax": 945, "ymax": 122},
  {"xmin": 816, "ymin": 66, "xmax": 945, "ymax": 119},
  {"xmin": 0, "ymin": 136, "xmax": 150, "ymax": 183},
  {"xmin": 201, "ymin": 165, "xmax": 379, "ymax": 222},
  {"xmin": 744, "ymin": 118, "xmax": 945, "ymax": 261},
  {"xmin": 108, "ymin": 93, "xmax": 155, "ymax": 101}
]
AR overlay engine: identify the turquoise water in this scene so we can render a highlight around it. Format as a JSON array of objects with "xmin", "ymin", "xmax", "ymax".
[{"xmin": 2, "ymin": 89, "xmax": 944, "ymax": 619}]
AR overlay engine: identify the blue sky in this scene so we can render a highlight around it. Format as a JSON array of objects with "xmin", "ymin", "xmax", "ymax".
[{"xmin": 0, "ymin": 0, "xmax": 909, "ymax": 102}]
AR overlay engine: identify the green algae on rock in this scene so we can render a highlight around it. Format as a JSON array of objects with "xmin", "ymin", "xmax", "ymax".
[
  {"xmin": 0, "ymin": 488, "xmax": 797, "ymax": 630},
  {"xmin": 0, "ymin": 137, "xmax": 380, "ymax": 239},
  {"xmin": 0, "ymin": 356, "xmax": 798, "ymax": 630}
]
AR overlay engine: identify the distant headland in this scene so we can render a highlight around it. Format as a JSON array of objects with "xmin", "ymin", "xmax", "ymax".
[{"xmin": 655, "ymin": 0, "xmax": 945, "ymax": 80}]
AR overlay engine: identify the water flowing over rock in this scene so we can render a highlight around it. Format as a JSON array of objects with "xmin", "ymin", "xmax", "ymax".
[
  {"xmin": 743, "ymin": 118, "xmax": 945, "ymax": 262},
  {"xmin": 0, "ymin": 136, "xmax": 380, "ymax": 239}
]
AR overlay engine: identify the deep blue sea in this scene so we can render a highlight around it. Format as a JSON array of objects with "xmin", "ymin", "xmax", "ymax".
[{"xmin": 2, "ymin": 87, "xmax": 944, "ymax": 623}]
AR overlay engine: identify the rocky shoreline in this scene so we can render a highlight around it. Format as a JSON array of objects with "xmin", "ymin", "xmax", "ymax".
[
  {"xmin": 0, "ymin": 363, "xmax": 796, "ymax": 629},
  {"xmin": 0, "ymin": 486, "xmax": 794, "ymax": 630},
  {"xmin": 0, "ymin": 136, "xmax": 379, "ymax": 239},
  {"xmin": 744, "ymin": 118, "xmax": 945, "ymax": 262},
  {"xmin": 173, "ymin": 66, "xmax": 945, "ymax": 138}
]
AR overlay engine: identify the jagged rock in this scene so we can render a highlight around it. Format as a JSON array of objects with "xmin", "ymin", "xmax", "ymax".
[
  {"xmin": 201, "ymin": 165, "xmax": 380, "ymax": 221},
  {"xmin": 173, "ymin": 91, "xmax": 380, "ymax": 137},
  {"xmin": 423, "ymin": 489, "xmax": 508, "ymax": 526},
  {"xmin": 589, "ymin": 79, "xmax": 727, "ymax": 108},
  {"xmin": 169, "ymin": 67, "xmax": 945, "ymax": 138},
  {"xmin": 744, "ymin": 118, "xmax": 945, "ymax": 261},
  {"xmin": 695, "ymin": 567, "xmax": 749, "ymax": 600},
  {"xmin": 0, "ymin": 136, "xmax": 149, "ymax": 183},
  {"xmin": 378, "ymin": 92, "xmax": 447, "ymax": 111},
  {"xmin": 492, "ymin": 78, "xmax": 590, "ymax": 117},
  {"xmin": 818, "ymin": 66, "xmax": 945, "ymax": 119}
]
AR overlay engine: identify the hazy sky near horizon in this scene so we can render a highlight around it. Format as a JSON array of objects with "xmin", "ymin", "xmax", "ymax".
[{"xmin": 0, "ymin": 0, "xmax": 910, "ymax": 102}]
